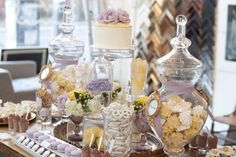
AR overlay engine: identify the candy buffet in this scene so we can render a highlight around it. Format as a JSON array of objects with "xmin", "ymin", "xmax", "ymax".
[{"xmin": 0, "ymin": 1, "xmax": 234, "ymax": 157}]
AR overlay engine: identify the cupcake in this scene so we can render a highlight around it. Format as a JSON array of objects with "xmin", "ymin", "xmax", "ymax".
[
  {"xmin": 33, "ymin": 132, "xmax": 44, "ymax": 141},
  {"xmin": 91, "ymin": 149, "xmax": 102, "ymax": 157},
  {"xmin": 65, "ymin": 146, "xmax": 77, "ymax": 156},
  {"xmin": 82, "ymin": 145, "xmax": 91, "ymax": 157},
  {"xmin": 71, "ymin": 149, "xmax": 82, "ymax": 157},
  {"xmin": 50, "ymin": 141, "xmax": 61, "ymax": 150},
  {"xmin": 19, "ymin": 118, "xmax": 29, "ymax": 133},
  {"xmin": 26, "ymin": 128, "xmax": 38, "ymax": 138},
  {"xmin": 38, "ymin": 135, "xmax": 50, "ymax": 143},
  {"xmin": 57, "ymin": 143, "xmax": 69, "ymax": 153}
]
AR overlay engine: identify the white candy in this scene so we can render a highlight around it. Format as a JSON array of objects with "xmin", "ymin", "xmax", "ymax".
[
  {"xmin": 103, "ymin": 102, "xmax": 134, "ymax": 157},
  {"xmin": 192, "ymin": 105, "xmax": 205, "ymax": 117}
]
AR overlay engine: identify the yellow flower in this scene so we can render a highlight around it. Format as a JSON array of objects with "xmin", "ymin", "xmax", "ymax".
[
  {"xmin": 67, "ymin": 90, "xmax": 76, "ymax": 101},
  {"xmin": 137, "ymin": 96, "xmax": 148, "ymax": 105}
]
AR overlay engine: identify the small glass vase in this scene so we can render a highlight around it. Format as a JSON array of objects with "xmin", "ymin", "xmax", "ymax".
[{"xmin": 68, "ymin": 115, "xmax": 83, "ymax": 141}]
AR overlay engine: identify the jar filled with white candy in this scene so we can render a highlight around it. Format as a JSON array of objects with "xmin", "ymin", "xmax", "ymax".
[
  {"xmin": 145, "ymin": 15, "xmax": 208, "ymax": 157},
  {"xmin": 102, "ymin": 102, "xmax": 134, "ymax": 157}
]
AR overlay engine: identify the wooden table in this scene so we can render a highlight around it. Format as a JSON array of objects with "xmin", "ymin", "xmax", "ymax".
[{"xmin": 0, "ymin": 124, "xmax": 204, "ymax": 157}]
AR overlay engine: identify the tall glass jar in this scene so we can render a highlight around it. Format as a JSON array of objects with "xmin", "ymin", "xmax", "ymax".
[
  {"xmin": 102, "ymin": 102, "xmax": 134, "ymax": 157},
  {"xmin": 48, "ymin": 0, "xmax": 84, "ymax": 116},
  {"xmin": 145, "ymin": 15, "xmax": 208, "ymax": 157}
]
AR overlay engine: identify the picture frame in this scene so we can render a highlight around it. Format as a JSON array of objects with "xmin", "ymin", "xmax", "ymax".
[
  {"xmin": 1, "ymin": 48, "xmax": 48, "ymax": 73},
  {"xmin": 215, "ymin": 0, "xmax": 236, "ymax": 72}
]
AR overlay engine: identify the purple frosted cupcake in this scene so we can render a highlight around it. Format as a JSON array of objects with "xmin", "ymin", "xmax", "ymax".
[
  {"xmin": 65, "ymin": 146, "xmax": 77, "ymax": 156},
  {"xmin": 33, "ymin": 132, "xmax": 44, "ymax": 141},
  {"xmin": 38, "ymin": 135, "xmax": 50, "ymax": 143},
  {"xmin": 26, "ymin": 128, "xmax": 38, "ymax": 138},
  {"xmin": 71, "ymin": 149, "xmax": 82, "ymax": 157},
  {"xmin": 50, "ymin": 141, "xmax": 61, "ymax": 150},
  {"xmin": 57, "ymin": 143, "xmax": 69, "ymax": 153}
]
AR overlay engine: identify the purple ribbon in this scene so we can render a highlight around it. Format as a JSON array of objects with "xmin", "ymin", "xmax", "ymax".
[
  {"xmin": 51, "ymin": 54, "xmax": 78, "ymax": 69},
  {"xmin": 159, "ymin": 81, "xmax": 195, "ymax": 100}
]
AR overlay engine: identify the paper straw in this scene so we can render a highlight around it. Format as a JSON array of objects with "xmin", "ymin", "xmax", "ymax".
[
  {"xmin": 97, "ymin": 136, "xmax": 103, "ymax": 151},
  {"xmin": 205, "ymin": 126, "xmax": 213, "ymax": 138},
  {"xmin": 89, "ymin": 133, "xmax": 94, "ymax": 147},
  {"xmin": 109, "ymin": 140, "xmax": 115, "ymax": 154},
  {"xmin": 25, "ymin": 105, "xmax": 30, "ymax": 120},
  {"xmin": 15, "ymin": 104, "xmax": 18, "ymax": 115}
]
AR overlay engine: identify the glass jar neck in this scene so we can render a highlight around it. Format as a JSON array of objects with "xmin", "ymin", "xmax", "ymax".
[{"xmin": 59, "ymin": 0, "xmax": 74, "ymax": 34}]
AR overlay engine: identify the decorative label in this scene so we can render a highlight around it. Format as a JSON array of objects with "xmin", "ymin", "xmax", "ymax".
[{"xmin": 125, "ymin": 86, "xmax": 131, "ymax": 93}]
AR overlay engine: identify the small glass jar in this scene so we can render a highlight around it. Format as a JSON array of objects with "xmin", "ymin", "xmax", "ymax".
[
  {"xmin": 102, "ymin": 102, "xmax": 134, "ymax": 157},
  {"xmin": 87, "ymin": 56, "xmax": 113, "ymax": 93},
  {"xmin": 82, "ymin": 114, "xmax": 104, "ymax": 148}
]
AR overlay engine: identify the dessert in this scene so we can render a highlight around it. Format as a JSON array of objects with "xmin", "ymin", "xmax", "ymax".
[
  {"xmin": 57, "ymin": 143, "xmax": 69, "ymax": 153},
  {"xmin": 83, "ymin": 127, "xmax": 104, "ymax": 148},
  {"xmin": 103, "ymin": 102, "xmax": 134, "ymax": 157},
  {"xmin": 197, "ymin": 132, "xmax": 208, "ymax": 149},
  {"xmin": 91, "ymin": 149, "xmax": 102, "ymax": 157},
  {"xmin": 26, "ymin": 141, "xmax": 35, "ymax": 149},
  {"xmin": 48, "ymin": 154, "xmax": 56, "ymax": 157},
  {"xmin": 18, "ymin": 136, "xmax": 26, "ymax": 142},
  {"xmin": 32, "ymin": 144, "xmax": 40, "ymax": 151},
  {"xmin": 65, "ymin": 146, "xmax": 77, "ymax": 156},
  {"xmin": 42, "ymin": 150, "xmax": 51, "ymax": 157},
  {"xmin": 93, "ymin": 8, "xmax": 132, "ymax": 50},
  {"xmin": 26, "ymin": 128, "xmax": 38, "ymax": 138},
  {"xmin": 38, "ymin": 135, "xmax": 50, "ymax": 143},
  {"xmin": 33, "ymin": 132, "xmax": 44, "ymax": 141},
  {"xmin": 19, "ymin": 118, "xmax": 29, "ymax": 133},
  {"xmin": 131, "ymin": 59, "xmax": 148, "ymax": 95},
  {"xmin": 82, "ymin": 145, "xmax": 91, "ymax": 157},
  {"xmin": 87, "ymin": 79, "xmax": 112, "ymax": 92},
  {"xmin": 12, "ymin": 115, "xmax": 20, "ymax": 132},
  {"xmin": 158, "ymin": 96, "xmax": 207, "ymax": 152},
  {"xmin": 36, "ymin": 147, "xmax": 45, "ymax": 154},
  {"xmin": 50, "ymin": 141, "xmax": 61, "ymax": 150},
  {"xmin": 207, "ymin": 146, "xmax": 236, "ymax": 157},
  {"xmin": 71, "ymin": 149, "xmax": 82, "ymax": 157},
  {"xmin": 208, "ymin": 134, "xmax": 218, "ymax": 149},
  {"xmin": 8, "ymin": 114, "xmax": 14, "ymax": 130},
  {"xmin": 22, "ymin": 138, "xmax": 30, "ymax": 145}
]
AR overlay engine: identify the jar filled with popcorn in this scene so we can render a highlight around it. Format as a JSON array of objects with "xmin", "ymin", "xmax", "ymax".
[
  {"xmin": 102, "ymin": 102, "xmax": 134, "ymax": 157},
  {"xmin": 145, "ymin": 15, "xmax": 208, "ymax": 157},
  {"xmin": 44, "ymin": 0, "xmax": 84, "ymax": 116}
]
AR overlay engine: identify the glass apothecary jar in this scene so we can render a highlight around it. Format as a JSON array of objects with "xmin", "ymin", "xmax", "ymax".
[
  {"xmin": 102, "ymin": 102, "xmax": 134, "ymax": 157},
  {"xmin": 87, "ymin": 56, "xmax": 113, "ymax": 93},
  {"xmin": 145, "ymin": 15, "xmax": 208, "ymax": 157},
  {"xmin": 45, "ymin": 0, "xmax": 84, "ymax": 115}
]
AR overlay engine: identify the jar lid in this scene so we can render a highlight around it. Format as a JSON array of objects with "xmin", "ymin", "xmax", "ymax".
[
  {"xmin": 49, "ymin": 0, "xmax": 84, "ymax": 61},
  {"xmin": 156, "ymin": 15, "xmax": 202, "ymax": 83}
]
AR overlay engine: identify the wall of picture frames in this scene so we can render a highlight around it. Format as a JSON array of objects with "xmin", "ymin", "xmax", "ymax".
[{"xmin": 136, "ymin": 0, "xmax": 216, "ymax": 103}]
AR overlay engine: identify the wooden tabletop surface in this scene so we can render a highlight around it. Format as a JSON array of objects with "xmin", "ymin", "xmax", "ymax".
[{"xmin": 0, "ymin": 122, "xmax": 205, "ymax": 157}]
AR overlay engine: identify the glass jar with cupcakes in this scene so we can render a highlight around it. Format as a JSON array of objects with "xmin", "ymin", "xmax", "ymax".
[
  {"xmin": 145, "ymin": 15, "xmax": 208, "ymax": 157},
  {"xmin": 42, "ymin": 0, "xmax": 84, "ymax": 119}
]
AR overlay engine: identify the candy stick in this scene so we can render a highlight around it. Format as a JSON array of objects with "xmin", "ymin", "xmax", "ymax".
[
  {"xmin": 97, "ymin": 136, "xmax": 103, "ymax": 151},
  {"xmin": 89, "ymin": 133, "xmax": 95, "ymax": 147},
  {"xmin": 15, "ymin": 104, "xmax": 18, "ymax": 116},
  {"xmin": 205, "ymin": 126, "xmax": 213, "ymax": 138},
  {"xmin": 25, "ymin": 105, "xmax": 30, "ymax": 120},
  {"xmin": 109, "ymin": 140, "xmax": 115, "ymax": 154},
  {"xmin": 19, "ymin": 104, "xmax": 24, "ymax": 117}
]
